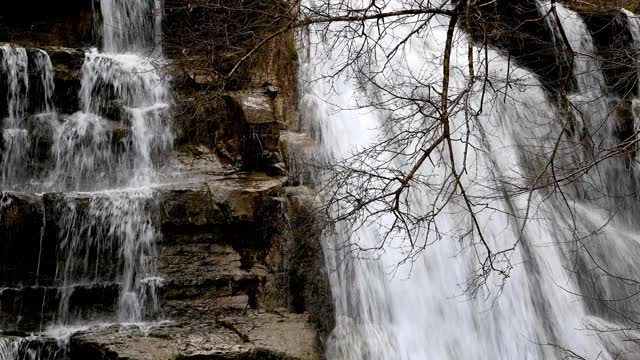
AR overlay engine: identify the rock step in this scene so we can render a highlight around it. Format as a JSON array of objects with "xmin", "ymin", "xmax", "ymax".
[
  {"xmin": 1, "ymin": 113, "xmax": 132, "ymax": 165},
  {"xmin": 0, "ymin": 43, "xmax": 171, "ymax": 122},
  {"xmin": 0, "ymin": 283, "xmax": 120, "ymax": 332},
  {"xmin": 67, "ymin": 312, "xmax": 321, "ymax": 360},
  {"xmin": 1, "ymin": 173, "xmax": 285, "ymax": 284},
  {"xmin": 0, "ymin": 335, "xmax": 66, "ymax": 360},
  {"xmin": 161, "ymin": 242, "xmax": 266, "ymax": 319},
  {"xmin": 0, "ymin": 44, "xmax": 84, "ymax": 116},
  {"xmin": 0, "ymin": 171, "xmax": 288, "ymax": 328}
]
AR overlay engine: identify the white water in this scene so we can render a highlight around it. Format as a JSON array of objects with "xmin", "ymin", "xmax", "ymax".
[
  {"xmin": 0, "ymin": 45, "xmax": 30, "ymax": 188},
  {"xmin": 301, "ymin": 1, "xmax": 640, "ymax": 359},
  {"xmin": 1, "ymin": 2, "xmax": 171, "ymax": 192},
  {"xmin": 44, "ymin": 0, "xmax": 170, "ymax": 326},
  {"xmin": 54, "ymin": 190, "xmax": 161, "ymax": 324},
  {"xmin": 49, "ymin": 49, "xmax": 172, "ymax": 190},
  {"xmin": 100, "ymin": 0, "xmax": 161, "ymax": 54},
  {"xmin": 0, "ymin": 0, "xmax": 171, "ymax": 347},
  {"xmin": 625, "ymin": 9, "xmax": 640, "ymax": 103},
  {"xmin": 0, "ymin": 337, "xmax": 65, "ymax": 360},
  {"xmin": 32, "ymin": 50, "xmax": 55, "ymax": 114},
  {"xmin": 0, "ymin": 45, "xmax": 28, "ymax": 128}
]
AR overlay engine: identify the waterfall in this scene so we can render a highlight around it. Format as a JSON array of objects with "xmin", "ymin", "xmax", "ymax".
[
  {"xmin": 44, "ymin": 0, "xmax": 170, "ymax": 325},
  {"xmin": 0, "ymin": 0, "xmax": 171, "ymax": 338},
  {"xmin": 49, "ymin": 113, "xmax": 113, "ymax": 191},
  {"xmin": 0, "ymin": 339, "xmax": 18, "ymax": 360},
  {"xmin": 53, "ymin": 190, "xmax": 161, "ymax": 324},
  {"xmin": 0, "ymin": 337, "xmax": 65, "ymax": 360},
  {"xmin": 32, "ymin": 50, "xmax": 55, "ymax": 114},
  {"xmin": 625, "ymin": 9, "xmax": 640, "ymax": 117},
  {"xmin": 100, "ymin": 0, "xmax": 161, "ymax": 54},
  {"xmin": 0, "ymin": 47, "xmax": 56, "ymax": 191},
  {"xmin": 547, "ymin": 3, "xmax": 630, "ymax": 209},
  {"xmin": 0, "ymin": 45, "xmax": 28, "ymax": 128},
  {"xmin": 301, "ymin": 1, "xmax": 640, "ymax": 359},
  {"xmin": 49, "ymin": 49, "xmax": 172, "ymax": 190},
  {"xmin": 0, "ymin": 45, "xmax": 30, "ymax": 188}
]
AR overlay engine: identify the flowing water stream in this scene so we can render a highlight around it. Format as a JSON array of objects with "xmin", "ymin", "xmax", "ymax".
[
  {"xmin": 300, "ymin": 1, "xmax": 640, "ymax": 359},
  {"xmin": 2, "ymin": 0, "xmax": 640, "ymax": 359},
  {"xmin": 0, "ymin": 0, "xmax": 170, "ymax": 356}
]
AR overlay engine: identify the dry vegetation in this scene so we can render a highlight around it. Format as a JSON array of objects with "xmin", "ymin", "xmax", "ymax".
[{"xmin": 564, "ymin": 0, "xmax": 640, "ymax": 12}]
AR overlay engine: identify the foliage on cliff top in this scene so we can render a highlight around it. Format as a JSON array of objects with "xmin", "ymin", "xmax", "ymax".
[
  {"xmin": 626, "ymin": 2, "xmax": 640, "ymax": 13},
  {"xmin": 563, "ymin": 0, "xmax": 639, "ymax": 13}
]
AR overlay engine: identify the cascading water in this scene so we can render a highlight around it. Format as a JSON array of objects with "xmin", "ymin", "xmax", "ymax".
[
  {"xmin": 0, "ymin": 45, "xmax": 28, "ymax": 127},
  {"xmin": 99, "ymin": 0, "xmax": 161, "ymax": 54},
  {"xmin": 625, "ymin": 9, "xmax": 640, "ymax": 112},
  {"xmin": 300, "ymin": 0, "xmax": 640, "ymax": 359},
  {"xmin": 46, "ymin": 0, "xmax": 171, "ymax": 326},
  {"xmin": 0, "ymin": 45, "xmax": 30, "ymax": 188},
  {"xmin": 32, "ymin": 50, "xmax": 55, "ymax": 114},
  {"xmin": 53, "ymin": 191, "xmax": 161, "ymax": 325},
  {"xmin": 0, "ymin": 337, "xmax": 65, "ymax": 360},
  {"xmin": 0, "ymin": 0, "xmax": 171, "ymax": 354},
  {"xmin": 50, "ymin": 48, "xmax": 172, "ymax": 190}
]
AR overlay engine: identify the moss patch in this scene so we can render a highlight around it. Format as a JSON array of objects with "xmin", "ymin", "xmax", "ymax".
[{"xmin": 626, "ymin": 3, "xmax": 640, "ymax": 13}]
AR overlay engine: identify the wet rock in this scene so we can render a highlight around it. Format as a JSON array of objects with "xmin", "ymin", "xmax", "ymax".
[
  {"xmin": 579, "ymin": 10, "xmax": 638, "ymax": 149},
  {"xmin": 155, "ymin": 170, "xmax": 289, "ymax": 321},
  {"xmin": 160, "ymin": 243, "xmax": 263, "ymax": 318},
  {"xmin": 580, "ymin": 10, "xmax": 638, "ymax": 99},
  {"xmin": 170, "ymin": 145, "xmax": 230, "ymax": 177},
  {"xmin": 0, "ymin": 193, "xmax": 46, "ymax": 287},
  {"xmin": 0, "ymin": 181, "xmax": 326, "ymax": 356},
  {"xmin": 284, "ymin": 187, "xmax": 335, "ymax": 340},
  {"xmin": 279, "ymin": 131, "xmax": 317, "ymax": 186},
  {"xmin": 48, "ymin": 47, "xmax": 85, "ymax": 115},
  {"xmin": 460, "ymin": 0, "xmax": 575, "ymax": 97},
  {"xmin": 0, "ymin": 1, "xmax": 95, "ymax": 48},
  {"xmin": 224, "ymin": 90, "xmax": 282, "ymax": 171},
  {"xmin": 0, "ymin": 284, "xmax": 119, "ymax": 332},
  {"xmin": 158, "ymin": 173, "xmax": 287, "ymax": 228},
  {"xmin": 228, "ymin": 91, "xmax": 279, "ymax": 125},
  {"xmin": 69, "ymin": 311, "xmax": 320, "ymax": 360},
  {"xmin": 0, "ymin": 44, "xmax": 84, "ymax": 115},
  {"xmin": 41, "ymin": 46, "xmax": 85, "ymax": 82}
]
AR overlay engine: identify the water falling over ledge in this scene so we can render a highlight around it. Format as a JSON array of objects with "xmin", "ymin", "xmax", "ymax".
[
  {"xmin": 0, "ymin": 0, "xmax": 172, "ymax": 350},
  {"xmin": 298, "ymin": 1, "xmax": 640, "ymax": 359},
  {"xmin": 1, "ymin": 0, "xmax": 639, "ymax": 359}
]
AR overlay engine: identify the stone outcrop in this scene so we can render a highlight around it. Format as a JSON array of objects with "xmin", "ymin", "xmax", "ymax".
[
  {"xmin": 578, "ymin": 9, "xmax": 638, "ymax": 149},
  {"xmin": 69, "ymin": 312, "xmax": 320, "ymax": 360},
  {"xmin": 0, "ymin": 1, "xmax": 94, "ymax": 48},
  {"xmin": 165, "ymin": 0, "xmax": 297, "ymax": 172},
  {"xmin": 0, "ymin": 148, "xmax": 325, "ymax": 358},
  {"xmin": 223, "ymin": 89, "xmax": 285, "ymax": 172},
  {"xmin": 284, "ymin": 187, "xmax": 335, "ymax": 339},
  {"xmin": 0, "ymin": 44, "xmax": 84, "ymax": 116},
  {"xmin": 461, "ymin": 0, "xmax": 576, "ymax": 97},
  {"xmin": 39, "ymin": 47, "xmax": 85, "ymax": 114}
]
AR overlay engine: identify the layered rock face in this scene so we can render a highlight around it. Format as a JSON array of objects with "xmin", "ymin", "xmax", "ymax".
[
  {"xmin": 0, "ymin": 1, "xmax": 94, "ymax": 48},
  {"xmin": 1, "ymin": 157, "xmax": 325, "ymax": 359},
  {"xmin": 0, "ymin": 1, "xmax": 329, "ymax": 359}
]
